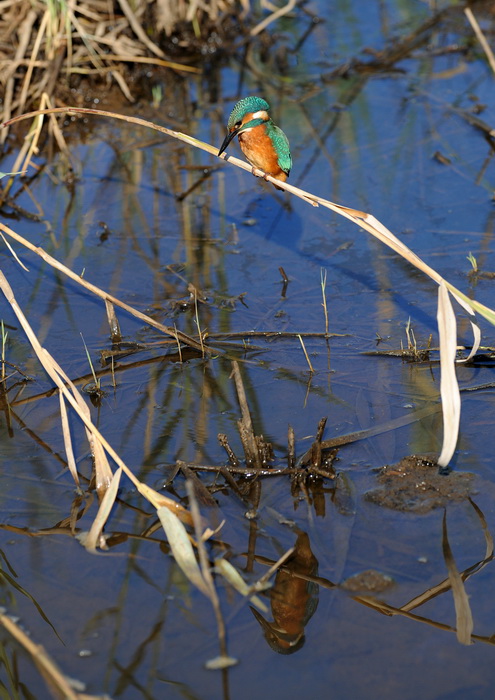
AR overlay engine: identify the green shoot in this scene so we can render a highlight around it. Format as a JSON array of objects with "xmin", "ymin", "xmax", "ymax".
[
  {"xmin": 1, "ymin": 320, "xmax": 7, "ymax": 382},
  {"xmin": 152, "ymin": 85, "xmax": 163, "ymax": 109},
  {"xmin": 193, "ymin": 290, "xmax": 205, "ymax": 358},
  {"xmin": 320, "ymin": 268, "xmax": 329, "ymax": 337},
  {"xmin": 0, "ymin": 170, "xmax": 26, "ymax": 179},
  {"xmin": 80, "ymin": 332, "xmax": 100, "ymax": 390},
  {"xmin": 467, "ymin": 252, "xmax": 478, "ymax": 272}
]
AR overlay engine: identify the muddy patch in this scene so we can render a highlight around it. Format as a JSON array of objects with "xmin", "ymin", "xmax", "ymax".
[
  {"xmin": 365, "ymin": 456, "xmax": 475, "ymax": 513},
  {"xmin": 341, "ymin": 569, "xmax": 394, "ymax": 593}
]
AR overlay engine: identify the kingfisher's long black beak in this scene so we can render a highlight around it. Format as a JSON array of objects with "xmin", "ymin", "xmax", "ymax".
[{"xmin": 218, "ymin": 128, "xmax": 238, "ymax": 157}]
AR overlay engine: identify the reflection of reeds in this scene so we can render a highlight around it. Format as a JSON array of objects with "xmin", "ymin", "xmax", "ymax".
[
  {"xmin": 0, "ymin": 611, "xmax": 88, "ymax": 700},
  {"xmin": 5, "ymin": 105, "xmax": 494, "ymax": 468},
  {"xmin": 251, "ymin": 497, "xmax": 493, "ymax": 648}
]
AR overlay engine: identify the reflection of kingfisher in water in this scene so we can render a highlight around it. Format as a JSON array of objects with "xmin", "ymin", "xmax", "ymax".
[
  {"xmin": 218, "ymin": 96, "xmax": 292, "ymax": 190},
  {"xmin": 251, "ymin": 530, "xmax": 319, "ymax": 654}
]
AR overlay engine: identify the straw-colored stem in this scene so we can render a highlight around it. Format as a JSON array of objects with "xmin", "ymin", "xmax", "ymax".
[
  {"xmin": 465, "ymin": 7, "xmax": 495, "ymax": 76},
  {"xmin": 298, "ymin": 334, "xmax": 314, "ymax": 373}
]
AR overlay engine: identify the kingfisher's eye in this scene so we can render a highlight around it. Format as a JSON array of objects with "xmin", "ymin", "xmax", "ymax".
[{"xmin": 234, "ymin": 121, "xmax": 242, "ymax": 128}]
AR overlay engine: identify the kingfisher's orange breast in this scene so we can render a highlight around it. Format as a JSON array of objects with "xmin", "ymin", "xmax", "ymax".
[{"xmin": 238, "ymin": 126, "xmax": 287, "ymax": 181}]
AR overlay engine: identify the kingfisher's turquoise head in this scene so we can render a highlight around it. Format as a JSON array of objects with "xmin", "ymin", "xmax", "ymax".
[
  {"xmin": 218, "ymin": 96, "xmax": 271, "ymax": 156},
  {"xmin": 218, "ymin": 96, "xmax": 292, "ymax": 186}
]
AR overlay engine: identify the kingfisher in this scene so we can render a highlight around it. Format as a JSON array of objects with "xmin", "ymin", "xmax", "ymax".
[
  {"xmin": 218, "ymin": 96, "xmax": 291, "ymax": 189},
  {"xmin": 249, "ymin": 531, "xmax": 318, "ymax": 654}
]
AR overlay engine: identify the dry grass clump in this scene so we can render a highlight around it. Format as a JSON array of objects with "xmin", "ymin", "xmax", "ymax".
[
  {"xmin": 153, "ymin": 0, "xmax": 251, "ymax": 40},
  {"xmin": 0, "ymin": 0, "xmax": 289, "ymax": 135}
]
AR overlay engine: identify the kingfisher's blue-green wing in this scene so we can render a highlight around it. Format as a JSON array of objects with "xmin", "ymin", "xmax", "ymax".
[{"xmin": 267, "ymin": 123, "xmax": 292, "ymax": 176}]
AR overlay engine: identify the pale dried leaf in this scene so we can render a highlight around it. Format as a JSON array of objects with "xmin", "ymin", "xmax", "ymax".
[
  {"xmin": 202, "ymin": 521, "xmax": 225, "ymax": 541},
  {"xmin": 437, "ymin": 283, "xmax": 461, "ymax": 467},
  {"xmin": 451, "ymin": 291, "xmax": 481, "ymax": 361},
  {"xmin": 204, "ymin": 655, "xmax": 238, "ymax": 670},
  {"xmin": 83, "ymin": 466, "xmax": 122, "ymax": 552},
  {"xmin": 58, "ymin": 392, "xmax": 80, "ymax": 487},
  {"xmin": 138, "ymin": 482, "xmax": 193, "ymax": 525},
  {"xmin": 215, "ymin": 558, "xmax": 268, "ymax": 612},
  {"xmin": 157, "ymin": 506, "xmax": 209, "ymax": 596}
]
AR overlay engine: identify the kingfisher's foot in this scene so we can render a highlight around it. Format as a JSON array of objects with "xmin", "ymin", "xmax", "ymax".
[{"xmin": 251, "ymin": 166, "xmax": 270, "ymax": 181}]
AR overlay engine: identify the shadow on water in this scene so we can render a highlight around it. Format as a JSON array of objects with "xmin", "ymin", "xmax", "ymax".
[{"xmin": 1, "ymin": 1, "xmax": 495, "ymax": 698}]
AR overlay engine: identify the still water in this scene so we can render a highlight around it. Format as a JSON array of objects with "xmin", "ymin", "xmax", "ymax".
[{"xmin": 1, "ymin": 1, "xmax": 495, "ymax": 698}]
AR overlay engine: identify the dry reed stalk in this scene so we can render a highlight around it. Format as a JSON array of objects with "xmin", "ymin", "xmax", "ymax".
[
  {"xmin": 0, "ymin": 268, "xmax": 114, "ymax": 495},
  {"xmin": 231, "ymin": 361, "xmax": 262, "ymax": 469},
  {"xmin": 298, "ymin": 333, "xmax": 314, "ymax": 373},
  {"xmin": 0, "ymin": 222, "xmax": 209, "ymax": 354},
  {"xmin": 84, "ymin": 466, "xmax": 123, "ymax": 550},
  {"xmin": 401, "ymin": 501, "xmax": 494, "ymax": 615},
  {"xmin": 72, "ymin": 54, "xmax": 201, "ymax": 73},
  {"xmin": 287, "ymin": 424, "xmax": 295, "ymax": 468},
  {"xmin": 214, "ymin": 558, "xmax": 269, "ymax": 612},
  {"xmin": 105, "ymin": 299, "xmax": 122, "ymax": 342},
  {"xmin": 173, "ymin": 323, "xmax": 183, "ymax": 363},
  {"xmin": 154, "ymin": 479, "xmax": 238, "ymax": 667},
  {"xmin": 0, "ymin": 610, "xmax": 107, "ymax": 700},
  {"xmin": 117, "ymin": 0, "xmax": 166, "ymax": 58},
  {"xmin": 17, "ymin": 9, "xmax": 49, "ymax": 116},
  {"xmin": 250, "ymin": 0, "xmax": 296, "ymax": 36},
  {"xmin": 0, "ymin": 269, "xmax": 192, "ymax": 542},
  {"xmin": 59, "ymin": 392, "xmax": 80, "ymax": 488},
  {"xmin": 0, "ymin": 8, "xmax": 37, "ymax": 145},
  {"xmin": 2, "ymin": 105, "xmax": 494, "ymax": 468},
  {"xmin": 464, "ymin": 7, "xmax": 495, "ymax": 76},
  {"xmin": 248, "ymin": 545, "xmax": 295, "ymax": 592}
]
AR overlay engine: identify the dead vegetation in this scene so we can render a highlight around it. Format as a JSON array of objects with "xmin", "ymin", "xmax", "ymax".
[
  {"xmin": 0, "ymin": 0, "xmax": 302, "ymax": 137},
  {"xmin": 1, "ymin": 1, "xmax": 495, "ymax": 696},
  {"xmin": 1, "ymin": 98, "xmax": 494, "ymax": 472}
]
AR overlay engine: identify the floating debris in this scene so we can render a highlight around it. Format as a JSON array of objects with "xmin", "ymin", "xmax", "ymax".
[
  {"xmin": 341, "ymin": 569, "xmax": 394, "ymax": 593},
  {"xmin": 366, "ymin": 456, "xmax": 474, "ymax": 513}
]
